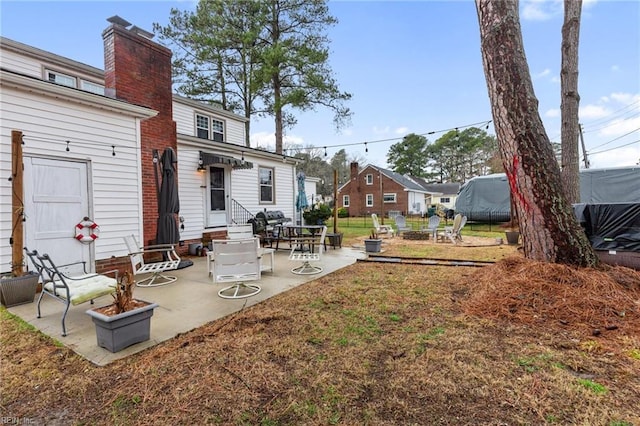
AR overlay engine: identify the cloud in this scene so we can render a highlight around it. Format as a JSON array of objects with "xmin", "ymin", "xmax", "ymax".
[
  {"xmin": 372, "ymin": 126, "xmax": 390, "ymax": 135},
  {"xmin": 250, "ymin": 131, "xmax": 304, "ymax": 149},
  {"xmin": 610, "ymin": 92, "xmax": 640, "ymax": 104},
  {"xmin": 534, "ymin": 68, "xmax": 552, "ymax": 79},
  {"xmin": 580, "ymin": 104, "xmax": 611, "ymax": 120},
  {"xmin": 521, "ymin": 0, "xmax": 563, "ymax": 21},
  {"xmin": 598, "ymin": 116, "xmax": 640, "ymax": 138},
  {"xmin": 394, "ymin": 127, "xmax": 409, "ymax": 135},
  {"xmin": 545, "ymin": 108, "xmax": 561, "ymax": 118},
  {"xmin": 610, "ymin": 65, "xmax": 620, "ymax": 72}
]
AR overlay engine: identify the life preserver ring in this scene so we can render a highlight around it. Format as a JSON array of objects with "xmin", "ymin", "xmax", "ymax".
[{"xmin": 75, "ymin": 218, "xmax": 100, "ymax": 243}]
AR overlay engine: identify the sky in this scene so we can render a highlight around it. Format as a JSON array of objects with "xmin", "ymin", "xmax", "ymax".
[{"xmin": 1, "ymin": 0, "xmax": 638, "ymax": 171}]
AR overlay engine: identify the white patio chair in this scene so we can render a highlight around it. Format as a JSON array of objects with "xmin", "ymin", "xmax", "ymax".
[
  {"xmin": 422, "ymin": 215, "xmax": 441, "ymax": 240},
  {"xmin": 123, "ymin": 235, "xmax": 180, "ymax": 287},
  {"xmin": 371, "ymin": 213, "xmax": 395, "ymax": 237},
  {"xmin": 227, "ymin": 224, "xmax": 255, "ymax": 240},
  {"xmin": 289, "ymin": 225, "xmax": 327, "ymax": 275},
  {"xmin": 394, "ymin": 214, "xmax": 412, "ymax": 235},
  {"xmin": 437, "ymin": 214, "xmax": 466, "ymax": 244},
  {"xmin": 210, "ymin": 238, "xmax": 262, "ymax": 299}
]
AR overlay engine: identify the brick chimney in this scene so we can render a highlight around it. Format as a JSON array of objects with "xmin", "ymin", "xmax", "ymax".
[{"xmin": 102, "ymin": 17, "xmax": 177, "ymax": 245}]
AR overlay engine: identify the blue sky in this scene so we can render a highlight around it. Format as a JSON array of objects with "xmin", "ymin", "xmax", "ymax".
[{"xmin": 1, "ymin": 0, "xmax": 638, "ymax": 171}]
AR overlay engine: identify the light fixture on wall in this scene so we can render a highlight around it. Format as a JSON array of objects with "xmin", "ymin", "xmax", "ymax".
[{"xmin": 197, "ymin": 154, "xmax": 206, "ymax": 171}]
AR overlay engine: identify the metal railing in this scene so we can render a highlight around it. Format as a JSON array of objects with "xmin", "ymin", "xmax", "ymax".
[{"xmin": 231, "ymin": 199, "xmax": 254, "ymax": 225}]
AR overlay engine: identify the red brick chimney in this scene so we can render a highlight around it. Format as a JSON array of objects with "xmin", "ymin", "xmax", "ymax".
[{"xmin": 102, "ymin": 18, "xmax": 177, "ymax": 245}]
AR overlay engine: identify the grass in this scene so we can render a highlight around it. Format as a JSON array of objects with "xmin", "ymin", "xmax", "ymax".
[{"xmin": 1, "ymin": 236, "xmax": 639, "ymax": 425}]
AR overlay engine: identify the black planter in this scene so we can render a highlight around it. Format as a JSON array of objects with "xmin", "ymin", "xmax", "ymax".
[
  {"xmin": 86, "ymin": 300, "xmax": 158, "ymax": 353},
  {"xmin": 505, "ymin": 231, "xmax": 520, "ymax": 245},
  {"xmin": 0, "ymin": 272, "xmax": 39, "ymax": 308},
  {"xmin": 364, "ymin": 238, "xmax": 382, "ymax": 253}
]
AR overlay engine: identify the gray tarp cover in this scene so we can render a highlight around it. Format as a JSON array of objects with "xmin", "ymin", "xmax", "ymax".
[
  {"xmin": 575, "ymin": 203, "xmax": 640, "ymax": 251},
  {"xmin": 455, "ymin": 166, "xmax": 640, "ymax": 222}
]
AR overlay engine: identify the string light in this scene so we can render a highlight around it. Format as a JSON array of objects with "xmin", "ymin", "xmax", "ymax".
[
  {"xmin": 112, "ymin": 145, "xmax": 116, "ymax": 156},
  {"xmin": 324, "ymin": 147, "xmax": 327, "ymax": 157},
  {"xmin": 66, "ymin": 140, "xmax": 70, "ymax": 152},
  {"xmin": 365, "ymin": 142, "xmax": 368, "ymax": 153},
  {"xmin": 241, "ymin": 151, "xmax": 245, "ymax": 164}
]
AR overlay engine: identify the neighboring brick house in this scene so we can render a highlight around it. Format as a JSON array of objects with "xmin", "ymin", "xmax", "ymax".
[{"xmin": 338, "ymin": 162, "xmax": 461, "ymax": 217}]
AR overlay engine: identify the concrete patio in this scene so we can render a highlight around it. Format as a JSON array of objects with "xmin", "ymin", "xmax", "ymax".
[{"xmin": 6, "ymin": 246, "xmax": 366, "ymax": 366}]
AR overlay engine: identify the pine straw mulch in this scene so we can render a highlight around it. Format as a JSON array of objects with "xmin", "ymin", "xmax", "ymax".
[{"xmin": 461, "ymin": 257, "xmax": 640, "ymax": 347}]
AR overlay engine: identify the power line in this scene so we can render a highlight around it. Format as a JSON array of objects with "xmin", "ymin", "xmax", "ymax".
[
  {"xmin": 587, "ymin": 127, "xmax": 640, "ymax": 151},
  {"xmin": 283, "ymin": 119, "xmax": 492, "ymax": 154},
  {"xmin": 588, "ymin": 138, "xmax": 640, "ymax": 156}
]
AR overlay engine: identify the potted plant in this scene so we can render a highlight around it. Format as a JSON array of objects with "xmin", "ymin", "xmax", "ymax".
[
  {"xmin": 303, "ymin": 202, "xmax": 333, "ymax": 226},
  {"xmin": 505, "ymin": 229, "xmax": 520, "ymax": 245},
  {"xmin": 86, "ymin": 271, "xmax": 158, "ymax": 353},
  {"xmin": 0, "ymin": 262, "xmax": 39, "ymax": 308},
  {"xmin": 364, "ymin": 229, "xmax": 382, "ymax": 253}
]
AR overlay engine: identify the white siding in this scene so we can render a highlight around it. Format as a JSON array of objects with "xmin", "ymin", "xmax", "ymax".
[
  {"xmin": 176, "ymin": 142, "xmax": 297, "ymax": 239},
  {"xmin": 0, "ymin": 49, "xmax": 42, "ymax": 77},
  {"xmin": 173, "ymin": 101, "xmax": 246, "ymax": 146},
  {"xmin": 0, "ymin": 85, "xmax": 143, "ymax": 273}
]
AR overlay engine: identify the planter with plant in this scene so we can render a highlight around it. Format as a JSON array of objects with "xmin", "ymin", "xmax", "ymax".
[
  {"xmin": 86, "ymin": 271, "xmax": 158, "ymax": 353},
  {"xmin": 364, "ymin": 230, "xmax": 382, "ymax": 253},
  {"xmin": 303, "ymin": 202, "xmax": 333, "ymax": 226},
  {"xmin": 0, "ymin": 261, "xmax": 39, "ymax": 308}
]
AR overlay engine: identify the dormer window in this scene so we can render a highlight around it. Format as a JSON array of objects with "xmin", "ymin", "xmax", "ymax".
[
  {"xmin": 46, "ymin": 69, "xmax": 76, "ymax": 88},
  {"xmin": 196, "ymin": 113, "xmax": 224, "ymax": 142}
]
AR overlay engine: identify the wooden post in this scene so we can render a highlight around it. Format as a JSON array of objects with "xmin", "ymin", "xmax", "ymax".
[
  {"xmin": 333, "ymin": 169, "xmax": 338, "ymax": 234},
  {"xmin": 11, "ymin": 130, "xmax": 24, "ymax": 276}
]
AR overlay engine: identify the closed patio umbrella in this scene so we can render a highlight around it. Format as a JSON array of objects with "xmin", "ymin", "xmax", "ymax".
[
  {"xmin": 296, "ymin": 171, "xmax": 309, "ymax": 224},
  {"xmin": 156, "ymin": 148, "xmax": 180, "ymax": 245}
]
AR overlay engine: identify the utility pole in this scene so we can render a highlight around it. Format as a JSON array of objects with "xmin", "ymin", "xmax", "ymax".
[{"xmin": 579, "ymin": 123, "xmax": 589, "ymax": 169}]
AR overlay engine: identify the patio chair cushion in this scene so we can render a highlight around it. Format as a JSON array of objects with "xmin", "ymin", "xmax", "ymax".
[{"xmin": 43, "ymin": 274, "xmax": 116, "ymax": 305}]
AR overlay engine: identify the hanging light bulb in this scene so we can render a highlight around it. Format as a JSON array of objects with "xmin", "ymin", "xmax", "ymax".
[
  {"xmin": 365, "ymin": 142, "xmax": 368, "ymax": 153},
  {"xmin": 324, "ymin": 147, "xmax": 327, "ymax": 157},
  {"xmin": 66, "ymin": 140, "xmax": 70, "ymax": 152},
  {"xmin": 111, "ymin": 145, "xmax": 116, "ymax": 156},
  {"xmin": 241, "ymin": 151, "xmax": 245, "ymax": 164}
]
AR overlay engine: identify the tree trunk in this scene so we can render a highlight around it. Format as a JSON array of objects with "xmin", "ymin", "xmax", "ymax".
[
  {"xmin": 560, "ymin": 0, "xmax": 582, "ymax": 204},
  {"xmin": 476, "ymin": 0, "xmax": 598, "ymax": 267},
  {"xmin": 273, "ymin": 74, "xmax": 283, "ymax": 154}
]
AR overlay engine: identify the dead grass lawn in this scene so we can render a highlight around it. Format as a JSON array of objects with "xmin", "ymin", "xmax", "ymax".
[{"xmin": 1, "ymin": 239, "xmax": 639, "ymax": 425}]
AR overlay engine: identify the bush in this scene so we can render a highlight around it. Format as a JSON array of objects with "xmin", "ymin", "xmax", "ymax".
[{"xmin": 337, "ymin": 207, "xmax": 349, "ymax": 218}]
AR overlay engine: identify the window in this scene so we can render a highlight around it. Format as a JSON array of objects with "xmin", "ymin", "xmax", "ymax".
[
  {"xmin": 365, "ymin": 174, "xmax": 373, "ymax": 185},
  {"xmin": 80, "ymin": 80, "xmax": 105, "ymax": 95},
  {"xmin": 259, "ymin": 167, "xmax": 274, "ymax": 203},
  {"xmin": 212, "ymin": 118, "xmax": 224, "ymax": 142},
  {"xmin": 440, "ymin": 197, "xmax": 450, "ymax": 204},
  {"xmin": 366, "ymin": 194, "xmax": 374, "ymax": 207},
  {"xmin": 196, "ymin": 113, "xmax": 225, "ymax": 142},
  {"xmin": 196, "ymin": 114, "xmax": 210, "ymax": 139},
  {"xmin": 383, "ymin": 193, "xmax": 397, "ymax": 203},
  {"xmin": 342, "ymin": 195, "xmax": 350, "ymax": 207},
  {"xmin": 45, "ymin": 70, "xmax": 76, "ymax": 88}
]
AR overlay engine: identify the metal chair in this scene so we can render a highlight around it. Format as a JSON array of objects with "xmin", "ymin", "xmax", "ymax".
[
  {"xmin": 123, "ymin": 235, "xmax": 180, "ymax": 287},
  {"xmin": 210, "ymin": 238, "xmax": 262, "ymax": 299},
  {"xmin": 25, "ymin": 248, "xmax": 117, "ymax": 336},
  {"xmin": 289, "ymin": 225, "xmax": 327, "ymax": 275}
]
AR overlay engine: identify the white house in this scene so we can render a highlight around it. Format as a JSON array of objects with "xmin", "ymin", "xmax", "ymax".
[{"xmin": 0, "ymin": 18, "xmax": 299, "ymax": 275}]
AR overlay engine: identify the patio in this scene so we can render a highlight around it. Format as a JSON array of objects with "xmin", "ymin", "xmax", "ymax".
[{"xmin": 6, "ymin": 246, "xmax": 366, "ymax": 366}]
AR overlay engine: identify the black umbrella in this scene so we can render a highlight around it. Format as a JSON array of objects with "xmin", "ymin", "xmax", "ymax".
[{"xmin": 156, "ymin": 148, "xmax": 180, "ymax": 245}]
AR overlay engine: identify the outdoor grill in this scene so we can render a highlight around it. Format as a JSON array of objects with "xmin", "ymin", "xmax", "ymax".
[{"xmin": 251, "ymin": 210, "xmax": 292, "ymax": 234}]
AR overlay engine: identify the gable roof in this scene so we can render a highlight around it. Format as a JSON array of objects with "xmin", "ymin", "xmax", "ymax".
[{"xmin": 410, "ymin": 176, "xmax": 460, "ymax": 195}]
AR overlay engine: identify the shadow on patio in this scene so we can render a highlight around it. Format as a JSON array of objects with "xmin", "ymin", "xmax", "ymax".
[{"xmin": 6, "ymin": 247, "xmax": 366, "ymax": 366}]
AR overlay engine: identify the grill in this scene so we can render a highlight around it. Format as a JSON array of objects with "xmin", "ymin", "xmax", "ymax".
[{"xmin": 250, "ymin": 210, "xmax": 292, "ymax": 234}]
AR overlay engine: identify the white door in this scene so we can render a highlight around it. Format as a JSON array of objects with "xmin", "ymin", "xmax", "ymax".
[
  {"xmin": 24, "ymin": 157, "xmax": 91, "ymax": 274},
  {"xmin": 206, "ymin": 166, "xmax": 230, "ymax": 227}
]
